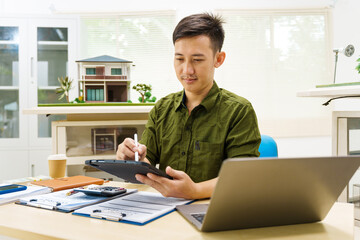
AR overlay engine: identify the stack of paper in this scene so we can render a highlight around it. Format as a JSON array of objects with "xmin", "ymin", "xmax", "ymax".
[{"xmin": 0, "ymin": 185, "xmax": 51, "ymax": 205}]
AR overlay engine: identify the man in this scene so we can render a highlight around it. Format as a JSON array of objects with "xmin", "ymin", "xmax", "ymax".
[{"xmin": 117, "ymin": 13, "xmax": 261, "ymax": 199}]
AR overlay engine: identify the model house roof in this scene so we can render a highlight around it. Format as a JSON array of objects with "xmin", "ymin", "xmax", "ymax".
[{"xmin": 76, "ymin": 55, "xmax": 133, "ymax": 63}]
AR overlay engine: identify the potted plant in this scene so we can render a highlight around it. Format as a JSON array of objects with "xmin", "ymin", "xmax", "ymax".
[
  {"xmin": 132, "ymin": 84, "xmax": 156, "ymax": 103},
  {"xmin": 56, "ymin": 76, "xmax": 73, "ymax": 103},
  {"xmin": 356, "ymin": 57, "xmax": 360, "ymax": 74}
]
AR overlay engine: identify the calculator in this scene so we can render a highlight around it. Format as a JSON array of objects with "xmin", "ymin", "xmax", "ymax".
[{"xmin": 73, "ymin": 186, "xmax": 126, "ymax": 197}]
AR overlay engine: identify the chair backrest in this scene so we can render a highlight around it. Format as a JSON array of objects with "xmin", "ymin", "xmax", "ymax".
[{"xmin": 259, "ymin": 135, "xmax": 278, "ymax": 157}]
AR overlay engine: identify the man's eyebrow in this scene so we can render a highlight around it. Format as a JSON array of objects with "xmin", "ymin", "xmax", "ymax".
[
  {"xmin": 174, "ymin": 53, "xmax": 205, "ymax": 57},
  {"xmin": 192, "ymin": 54, "xmax": 205, "ymax": 57}
]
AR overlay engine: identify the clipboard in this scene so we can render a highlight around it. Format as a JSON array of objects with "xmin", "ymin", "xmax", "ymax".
[
  {"xmin": 73, "ymin": 191, "xmax": 193, "ymax": 225},
  {"xmin": 17, "ymin": 186, "xmax": 137, "ymax": 212}
]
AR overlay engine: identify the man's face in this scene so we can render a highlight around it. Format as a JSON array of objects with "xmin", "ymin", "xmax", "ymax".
[{"xmin": 174, "ymin": 35, "xmax": 221, "ymax": 95}]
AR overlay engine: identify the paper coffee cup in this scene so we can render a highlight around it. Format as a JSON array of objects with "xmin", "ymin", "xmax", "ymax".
[{"xmin": 48, "ymin": 154, "xmax": 67, "ymax": 178}]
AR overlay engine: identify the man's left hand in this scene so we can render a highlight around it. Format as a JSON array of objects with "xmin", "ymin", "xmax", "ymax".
[{"xmin": 135, "ymin": 166, "xmax": 198, "ymax": 199}]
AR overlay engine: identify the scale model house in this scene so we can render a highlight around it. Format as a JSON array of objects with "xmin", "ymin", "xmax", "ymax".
[{"xmin": 76, "ymin": 55, "xmax": 133, "ymax": 102}]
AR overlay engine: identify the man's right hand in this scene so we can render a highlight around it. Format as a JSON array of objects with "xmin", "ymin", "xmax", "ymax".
[{"xmin": 116, "ymin": 138, "xmax": 147, "ymax": 162}]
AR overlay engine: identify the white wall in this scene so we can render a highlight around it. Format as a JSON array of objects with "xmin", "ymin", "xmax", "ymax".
[
  {"xmin": 1, "ymin": 0, "xmax": 358, "ymax": 181},
  {"xmin": 332, "ymin": 0, "xmax": 360, "ymax": 111}
]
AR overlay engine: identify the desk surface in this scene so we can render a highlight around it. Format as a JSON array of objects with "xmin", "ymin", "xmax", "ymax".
[{"xmin": 0, "ymin": 182, "xmax": 355, "ymax": 240}]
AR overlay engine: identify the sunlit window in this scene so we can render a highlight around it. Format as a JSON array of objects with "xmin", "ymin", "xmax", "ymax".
[
  {"xmin": 216, "ymin": 9, "xmax": 332, "ymax": 137},
  {"xmin": 80, "ymin": 12, "xmax": 177, "ymax": 101}
]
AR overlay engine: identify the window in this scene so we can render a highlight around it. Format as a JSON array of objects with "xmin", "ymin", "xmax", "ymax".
[
  {"xmin": 216, "ymin": 9, "xmax": 332, "ymax": 137},
  {"xmin": 111, "ymin": 68, "xmax": 122, "ymax": 75},
  {"xmin": 86, "ymin": 88, "xmax": 104, "ymax": 101},
  {"xmin": 86, "ymin": 68, "xmax": 96, "ymax": 75},
  {"xmin": 80, "ymin": 12, "xmax": 177, "ymax": 102}
]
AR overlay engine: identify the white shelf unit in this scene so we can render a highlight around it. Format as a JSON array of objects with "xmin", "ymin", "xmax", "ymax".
[
  {"xmin": 0, "ymin": 16, "xmax": 77, "ymax": 181},
  {"xmin": 52, "ymin": 119, "xmax": 148, "ymax": 178},
  {"xmin": 332, "ymin": 111, "xmax": 360, "ymax": 225}
]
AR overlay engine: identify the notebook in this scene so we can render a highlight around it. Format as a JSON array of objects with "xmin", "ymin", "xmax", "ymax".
[
  {"xmin": 0, "ymin": 185, "xmax": 51, "ymax": 205},
  {"xmin": 32, "ymin": 175, "xmax": 104, "ymax": 191},
  {"xmin": 176, "ymin": 156, "xmax": 360, "ymax": 232}
]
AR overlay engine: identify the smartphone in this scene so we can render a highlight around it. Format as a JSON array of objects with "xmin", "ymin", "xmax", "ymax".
[
  {"xmin": 73, "ymin": 186, "xmax": 126, "ymax": 197},
  {"xmin": 0, "ymin": 184, "xmax": 27, "ymax": 195}
]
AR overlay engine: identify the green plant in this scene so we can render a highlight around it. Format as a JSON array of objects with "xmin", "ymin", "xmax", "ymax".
[
  {"xmin": 55, "ymin": 76, "xmax": 73, "ymax": 103},
  {"xmin": 132, "ymin": 84, "xmax": 156, "ymax": 103},
  {"xmin": 356, "ymin": 57, "xmax": 360, "ymax": 74},
  {"xmin": 71, "ymin": 97, "xmax": 85, "ymax": 104}
]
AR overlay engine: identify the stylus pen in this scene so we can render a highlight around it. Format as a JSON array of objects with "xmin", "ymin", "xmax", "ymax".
[{"xmin": 134, "ymin": 133, "xmax": 139, "ymax": 162}]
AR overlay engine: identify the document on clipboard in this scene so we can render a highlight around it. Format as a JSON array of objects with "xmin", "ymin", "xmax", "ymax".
[
  {"xmin": 73, "ymin": 191, "xmax": 193, "ymax": 225},
  {"xmin": 17, "ymin": 186, "xmax": 137, "ymax": 212}
]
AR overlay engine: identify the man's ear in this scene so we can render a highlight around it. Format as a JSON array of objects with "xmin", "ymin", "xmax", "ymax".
[{"xmin": 214, "ymin": 51, "xmax": 226, "ymax": 68}]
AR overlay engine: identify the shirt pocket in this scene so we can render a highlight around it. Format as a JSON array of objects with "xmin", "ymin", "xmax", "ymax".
[{"xmin": 191, "ymin": 141, "xmax": 223, "ymax": 182}]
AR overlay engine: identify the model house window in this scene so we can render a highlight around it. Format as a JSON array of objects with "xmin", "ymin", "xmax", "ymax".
[
  {"xmin": 86, "ymin": 68, "xmax": 96, "ymax": 75},
  {"xmin": 87, "ymin": 88, "xmax": 104, "ymax": 101},
  {"xmin": 111, "ymin": 68, "xmax": 122, "ymax": 75}
]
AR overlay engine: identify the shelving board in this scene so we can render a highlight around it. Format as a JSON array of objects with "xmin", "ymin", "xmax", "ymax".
[{"xmin": 297, "ymin": 85, "xmax": 360, "ymax": 98}]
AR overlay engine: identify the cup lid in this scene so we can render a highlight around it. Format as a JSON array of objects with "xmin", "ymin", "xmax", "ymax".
[{"xmin": 48, "ymin": 154, "xmax": 67, "ymax": 160}]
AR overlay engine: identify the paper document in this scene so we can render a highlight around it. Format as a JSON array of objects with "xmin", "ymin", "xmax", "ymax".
[
  {"xmin": 0, "ymin": 185, "xmax": 51, "ymax": 205},
  {"xmin": 73, "ymin": 191, "xmax": 192, "ymax": 225},
  {"xmin": 18, "ymin": 187, "xmax": 137, "ymax": 212}
]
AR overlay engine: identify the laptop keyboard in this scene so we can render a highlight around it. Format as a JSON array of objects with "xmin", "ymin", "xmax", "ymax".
[{"xmin": 191, "ymin": 213, "xmax": 205, "ymax": 223}]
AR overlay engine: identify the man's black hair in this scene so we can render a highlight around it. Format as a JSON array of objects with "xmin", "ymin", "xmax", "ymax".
[{"xmin": 172, "ymin": 13, "xmax": 225, "ymax": 53}]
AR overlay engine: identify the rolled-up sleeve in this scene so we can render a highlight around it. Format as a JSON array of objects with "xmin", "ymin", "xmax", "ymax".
[{"xmin": 226, "ymin": 103, "xmax": 261, "ymax": 158}]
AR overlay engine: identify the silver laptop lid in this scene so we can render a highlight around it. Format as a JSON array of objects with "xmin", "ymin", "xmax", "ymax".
[{"xmin": 201, "ymin": 156, "xmax": 360, "ymax": 232}]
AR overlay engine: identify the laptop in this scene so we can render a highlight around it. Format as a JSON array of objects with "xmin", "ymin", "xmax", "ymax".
[{"xmin": 176, "ymin": 156, "xmax": 360, "ymax": 232}]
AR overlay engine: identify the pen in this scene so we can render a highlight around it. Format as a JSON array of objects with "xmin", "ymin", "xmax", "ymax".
[
  {"xmin": 134, "ymin": 133, "xmax": 139, "ymax": 162},
  {"xmin": 66, "ymin": 190, "xmax": 79, "ymax": 196}
]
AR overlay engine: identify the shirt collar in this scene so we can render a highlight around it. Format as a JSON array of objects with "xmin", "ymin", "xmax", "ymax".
[
  {"xmin": 175, "ymin": 81, "xmax": 220, "ymax": 112},
  {"xmin": 200, "ymin": 81, "xmax": 220, "ymax": 111},
  {"xmin": 175, "ymin": 91, "xmax": 186, "ymax": 111}
]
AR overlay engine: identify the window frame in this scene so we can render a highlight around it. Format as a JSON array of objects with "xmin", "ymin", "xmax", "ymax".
[{"xmin": 111, "ymin": 68, "xmax": 122, "ymax": 76}]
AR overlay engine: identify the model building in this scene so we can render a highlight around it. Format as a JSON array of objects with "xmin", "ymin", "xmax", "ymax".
[{"xmin": 76, "ymin": 55, "xmax": 133, "ymax": 102}]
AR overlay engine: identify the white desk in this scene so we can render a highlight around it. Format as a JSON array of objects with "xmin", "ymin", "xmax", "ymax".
[
  {"xmin": 0, "ymin": 182, "xmax": 355, "ymax": 240},
  {"xmin": 23, "ymin": 105, "xmax": 153, "ymax": 121},
  {"xmin": 297, "ymin": 85, "xmax": 360, "ymax": 98}
]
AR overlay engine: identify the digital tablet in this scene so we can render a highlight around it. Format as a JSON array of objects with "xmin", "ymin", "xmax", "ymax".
[{"xmin": 85, "ymin": 159, "xmax": 172, "ymax": 184}]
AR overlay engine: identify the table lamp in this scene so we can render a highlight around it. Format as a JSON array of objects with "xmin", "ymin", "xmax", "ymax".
[{"xmin": 333, "ymin": 44, "xmax": 355, "ymax": 83}]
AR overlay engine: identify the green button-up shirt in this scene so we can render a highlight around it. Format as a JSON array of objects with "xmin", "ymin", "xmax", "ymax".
[{"xmin": 140, "ymin": 81, "xmax": 261, "ymax": 183}]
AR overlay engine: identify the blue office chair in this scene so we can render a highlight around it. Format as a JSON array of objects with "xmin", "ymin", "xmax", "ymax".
[{"xmin": 258, "ymin": 135, "xmax": 278, "ymax": 157}]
